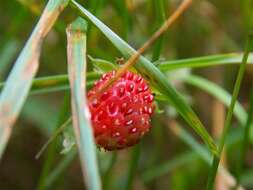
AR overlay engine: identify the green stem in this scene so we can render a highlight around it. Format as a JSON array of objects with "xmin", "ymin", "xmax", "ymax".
[
  {"xmin": 151, "ymin": 0, "xmax": 166, "ymax": 62},
  {"xmin": 205, "ymin": 32, "xmax": 253, "ymax": 190},
  {"xmin": 236, "ymin": 85, "xmax": 253, "ymax": 187}
]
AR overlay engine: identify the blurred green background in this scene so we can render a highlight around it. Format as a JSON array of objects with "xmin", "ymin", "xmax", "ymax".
[{"xmin": 1, "ymin": 0, "xmax": 253, "ymax": 189}]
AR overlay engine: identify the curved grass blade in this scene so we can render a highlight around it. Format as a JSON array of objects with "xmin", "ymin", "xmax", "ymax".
[
  {"xmin": 66, "ymin": 17, "xmax": 101, "ymax": 190},
  {"xmin": 158, "ymin": 53, "xmax": 253, "ymax": 71},
  {"xmin": 70, "ymin": 0, "xmax": 218, "ymax": 156},
  {"xmin": 0, "ymin": 0, "xmax": 69, "ymax": 159},
  {"xmin": 182, "ymin": 75, "xmax": 246, "ymax": 126}
]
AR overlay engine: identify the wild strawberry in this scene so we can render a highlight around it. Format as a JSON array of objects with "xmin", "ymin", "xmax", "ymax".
[{"xmin": 88, "ymin": 71, "xmax": 154, "ymax": 150}]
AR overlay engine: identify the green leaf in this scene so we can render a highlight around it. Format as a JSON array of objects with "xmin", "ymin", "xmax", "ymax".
[
  {"xmin": 88, "ymin": 55, "xmax": 118, "ymax": 72},
  {"xmin": 66, "ymin": 17, "xmax": 101, "ymax": 190},
  {"xmin": 70, "ymin": 0, "xmax": 218, "ymax": 156}
]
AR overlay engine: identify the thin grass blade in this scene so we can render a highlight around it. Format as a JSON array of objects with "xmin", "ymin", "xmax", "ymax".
[
  {"xmin": 0, "ymin": 72, "xmax": 100, "ymax": 95},
  {"xmin": 158, "ymin": 53, "xmax": 253, "ymax": 71},
  {"xmin": 151, "ymin": 0, "xmax": 166, "ymax": 61},
  {"xmin": 183, "ymin": 75, "xmax": 246, "ymax": 127},
  {"xmin": 205, "ymin": 30, "xmax": 253, "ymax": 190},
  {"xmin": 236, "ymin": 85, "xmax": 253, "ymax": 186},
  {"xmin": 66, "ymin": 17, "xmax": 101, "ymax": 190}
]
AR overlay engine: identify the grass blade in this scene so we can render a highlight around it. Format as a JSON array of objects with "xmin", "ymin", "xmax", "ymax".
[
  {"xmin": 0, "ymin": 40, "xmax": 19, "ymax": 80},
  {"xmin": 151, "ymin": 0, "xmax": 166, "ymax": 61},
  {"xmin": 0, "ymin": 0, "xmax": 69, "ymax": 159},
  {"xmin": 236, "ymin": 85, "xmax": 253, "ymax": 186},
  {"xmin": 205, "ymin": 31, "xmax": 253, "ymax": 190},
  {"xmin": 35, "ymin": 117, "xmax": 72, "ymax": 160},
  {"xmin": 66, "ymin": 17, "xmax": 101, "ymax": 190},
  {"xmin": 183, "ymin": 75, "xmax": 246, "ymax": 128},
  {"xmin": 0, "ymin": 72, "xmax": 100, "ymax": 95},
  {"xmin": 70, "ymin": 0, "xmax": 218, "ymax": 156},
  {"xmin": 158, "ymin": 53, "xmax": 253, "ymax": 71}
]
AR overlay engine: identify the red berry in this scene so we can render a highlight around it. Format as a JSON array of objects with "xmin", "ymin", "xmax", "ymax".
[{"xmin": 88, "ymin": 71, "xmax": 154, "ymax": 150}]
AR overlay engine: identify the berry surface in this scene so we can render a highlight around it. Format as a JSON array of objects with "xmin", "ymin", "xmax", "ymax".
[{"xmin": 87, "ymin": 71, "xmax": 154, "ymax": 150}]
